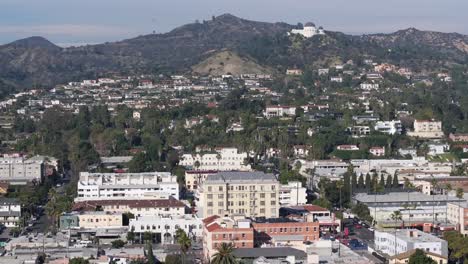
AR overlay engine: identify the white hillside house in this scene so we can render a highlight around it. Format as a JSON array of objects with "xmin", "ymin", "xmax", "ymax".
[{"xmin": 289, "ymin": 22, "xmax": 325, "ymax": 38}]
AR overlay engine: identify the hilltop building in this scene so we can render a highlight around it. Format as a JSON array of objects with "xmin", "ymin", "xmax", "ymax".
[{"xmin": 289, "ymin": 22, "xmax": 325, "ymax": 38}]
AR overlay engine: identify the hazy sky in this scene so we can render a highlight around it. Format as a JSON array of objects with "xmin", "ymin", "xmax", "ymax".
[{"xmin": 1, "ymin": 0, "xmax": 467, "ymax": 46}]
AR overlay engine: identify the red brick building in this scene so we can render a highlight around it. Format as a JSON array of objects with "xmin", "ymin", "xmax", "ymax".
[{"xmin": 252, "ymin": 219, "xmax": 320, "ymax": 246}]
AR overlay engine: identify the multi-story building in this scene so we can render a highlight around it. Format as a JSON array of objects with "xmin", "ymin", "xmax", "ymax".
[
  {"xmin": 198, "ymin": 171, "xmax": 280, "ymax": 218},
  {"xmin": 129, "ymin": 215, "xmax": 203, "ymax": 244},
  {"xmin": 184, "ymin": 170, "xmax": 217, "ymax": 191},
  {"xmin": 252, "ymin": 218, "xmax": 320, "ymax": 246},
  {"xmin": 407, "ymin": 120, "xmax": 444, "ymax": 138},
  {"xmin": 0, "ymin": 198, "xmax": 21, "ymax": 227},
  {"xmin": 369, "ymin": 146, "xmax": 385, "ymax": 157},
  {"xmin": 76, "ymin": 172, "xmax": 179, "ymax": 201},
  {"xmin": 60, "ymin": 211, "xmax": 123, "ymax": 229},
  {"xmin": 263, "ymin": 106, "xmax": 297, "ymax": 118},
  {"xmin": 354, "ymin": 192, "xmax": 461, "ymax": 228},
  {"xmin": 375, "ymin": 229, "xmax": 448, "ymax": 257},
  {"xmin": 449, "ymin": 133, "xmax": 468, "ymax": 142},
  {"xmin": 351, "ymin": 158, "xmax": 452, "ymax": 178},
  {"xmin": 447, "ymin": 201, "xmax": 468, "ymax": 235},
  {"xmin": 72, "ymin": 197, "xmax": 187, "ymax": 217},
  {"xmin": 180, "ymin": 147, "xmax": 251, "ymax": 171},
  {"xmin": 374, "ymin": 120, "xmax": 403, "ymax": 135},
  {"xmin": 414, "ymin": 177, "xmax": 468, "ymax": 195},
  {"xmin": 202, "ymin": 215, "xmax": 254, "ymax": 260},
  {"xmin": 0, "ymin": 156, "xmax": 44, "ymax": 184},
  {"xmin": 278, "ymin": 182, "xmax": 307, "ymax": 206}
]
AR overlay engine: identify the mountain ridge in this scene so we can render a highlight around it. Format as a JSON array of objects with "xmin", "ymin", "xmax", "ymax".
[{"xmin": 0, "ymin": 13, "xmax": 467, "ymax": 92}]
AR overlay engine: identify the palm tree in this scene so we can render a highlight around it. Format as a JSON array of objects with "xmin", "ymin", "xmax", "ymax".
[
  {"xmin": 456, "ymin": 188, "xmax": 464, "ymax": 231},
  {"xmin": 212, "ymin": 243, "xmax": 237, "ymax": 264},
  {"xmin": 444, "ymin": 183, "xmax": 452, "ymax": 225},
  {"xmin": 403, "ymin": 178, "xmax": 414, "ymax": 228},
  {"xmin": 336, "ymin": 180, "xmax": 344, "ymax": 212},
  {"xmin": 430, "ymin": 177, "xmax": 438, "ymax": 227},
  {"xmin": 177, "ymin": 229, "xmax": 192, "ymax": 264},
  {"xmin": 390, "ymin": 210, "xmax": 403, "ymax": 256}
]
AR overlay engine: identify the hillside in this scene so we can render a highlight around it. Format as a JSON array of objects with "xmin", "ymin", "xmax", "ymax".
[
  {"xmin": 0, "ymin": 14, "xmax": 467, "ymax": 93},
  {"xmin": 191, "ymin": 50, "xmax": 273, "ymax": 75}
]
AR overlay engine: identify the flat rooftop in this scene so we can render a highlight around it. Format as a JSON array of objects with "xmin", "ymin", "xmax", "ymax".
[
  {"xmin": 205, "ymin": 171, "xmax": 277, "ymax": 183},
  {"xmin": 354, "ymin": 192, "xmax": 462, "ymax": 203}
]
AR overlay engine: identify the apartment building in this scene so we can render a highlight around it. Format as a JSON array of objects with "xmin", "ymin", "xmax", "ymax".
[
  {"xmin": 407, "ymin": 120, "xmax": 444, "ymax": 138},
  {"xmin": 76, "ymin": 171, "xmax": 179, "ymax": 201},
  {"xmin": 414, "ymin": 177, "xmax": 468, "ymax": 195},
  {"xmin": 447, "ymin": 201, "xmax": 468, "ymax": 235},
  {"xmin": 278, "ymin": 181, "xmax": 307, "ymax": 206},
  {"xmin": 72, "ymin": 197, "xmax": 187, "ymax": 217},
  {"xmin": 180, "ymin": 147, "xmax": 251, "ymax": 171},
  {"xmin": 198, "ymin": 171, "xmax": 280, "ymax": 218},
  {"xmin": 374, "ymin": 120, "xmax": 402, "ymax": 135},
  {"xmin": 202, "ymin": 215, "xmax": 254, "ymax": 260},
  {"xmin": 0, "ymin": 156, "xmax": 44, "ymax": 184},
  {"xmin": 263, "ymin": 105, "xmax": 297, "ymax": 118},
  {"xmin": 375, "ymin": 229, "xmax": 448, "ymax": 257},
  {"xmin": 129, "ymin": 215, "xmax": 203, "ymax": 244},
  {"xmin": 0, "ymin": 198, "xmax": 21, "ymax": 227}
]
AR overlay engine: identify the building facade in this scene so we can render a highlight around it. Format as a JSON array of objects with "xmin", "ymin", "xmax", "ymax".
[
  {"xmin": 447, "ymin": 201, "xmax": 468, "ymax": 235},
  {"xmin": 76, "ymin": 172, "xmax": 179, "ymax": 201},
  {"xmin": 0, "ymin": 198, "xmax": 21, "ymax": 227},
  {"xmin": 279, "ymin": 182, "xmax": 307, "ymax": 206},
  {"xmin": 72, "ymin": 197, "xmax": 187, "ymax": 217},
  {"xmin": 198, "ymin": 172, "xmax": 280, "ymax": 218},
  {"xmin": 408, "ymin": 120, "xmax": 444, "ymax": 138},
  {"xmin": 129, "ymin": 215, "xmax": 203, "ymax": 244},
  {"xmin": 375, "ymin": 229, "xmax": 448, "ymax": 257},
  {"xmin": 0, "ymin": 156, "xmax": 44, "ymax": 184},
  {"xmin": 180, "ymin": 147, "xmax": 251, "ymax": 171},
  {"xmin": 202, "ymin": 216, "xmax": 254, "ymax": 260}
]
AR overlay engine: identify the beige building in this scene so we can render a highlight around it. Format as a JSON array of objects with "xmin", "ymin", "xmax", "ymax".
[
  {"xmin": 198, "ymin": 172, "xmax": 279, "ymax": 218},
  {"xmin": 407, "ymin": 120, "xmax": 444, "ymax": 138},
  {"xmin": 447, "ymin": 201, "xmax": 468, "ymax": 235},
  {"xmin": 185, "ymin": 170, "xmax": 217, "ymax": 191},
  {"xmin": 77, "ymin": 211, "xmax": 123, "ymax": 229},
  {"xmin": 390, "ymin": 249, "xmax": 447, "ymax": 264}
]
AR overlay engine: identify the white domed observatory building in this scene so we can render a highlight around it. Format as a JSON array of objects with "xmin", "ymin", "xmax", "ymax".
[{"xmin": 289, "ymin": 22, "xmax": 325, "ymax": 38}]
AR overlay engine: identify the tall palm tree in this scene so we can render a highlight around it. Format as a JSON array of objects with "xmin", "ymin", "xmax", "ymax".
[
  {"xmin": 177, "ymin": 229, "xmax": 192, "ymax": 264},
  {"xmin": 390, "ymin": 210, "xmax": 403, "ymax": 256},
  {"xmin": 403, "ymin": 178, "xmax": 414, "ymax": 228},
  {"xmin": 212, "ymin": 243, "xmax": 237, "ymax": 264},
  {"xmin": 456, "ymin": 188, "xmax": 464, "ymax": 231},
  {"xmin": 444, "ymin": 183, "xmax": 452, "ymax": 225},
  {"xmin": 430, "ymin": 177, "xmax": 438, "ymax": 227},
  {"xmin": 336, "ymin": 180, "xmax": 344, "ymax": 212}
]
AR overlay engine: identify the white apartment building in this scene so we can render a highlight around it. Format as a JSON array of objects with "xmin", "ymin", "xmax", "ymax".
[
  {"xmin": 279, "ymin": 181, "xmax": 307, "ymax": 206},
  {"xmin": 0, "ymin": 156, "xmax": 44, "ymax": 184},
  {"xmin": 72, "ymin": 197, "xmax": 187, "ymax": 217},
  {"xmin": 180, "ymin": 147, "xmax": 251, "ymax": 171},
  {"xmin": 198, "ymin": 171, "xmax": 280, "ymax": 218},
  {"xmin": 374, "ymin": 120, "xmax": 403, "ymax": 135},
  {"xmin": 76, "ymin": 172, "xmax": 179, "ymax": 201},
  {"xmin": 263, "ymin": 105, "xmax": 297, "ymax": 118},
  {"xmin": 129, "ymin": 215, "xmax": 203, "ymax": 244},
  {"xmin": 407, "ymin": 120, "xmax": 444, "ymax": 138},
  {"xmin": 375, "ymin": 229, "xmax": 448, "ymax": 257},
  {"xmin": 0, "ymin": 198, "xmax": 21, "ymax": 227},
  {"xmin": 360, "ymin": 83, "xmax": 380, "ymax": 90}
]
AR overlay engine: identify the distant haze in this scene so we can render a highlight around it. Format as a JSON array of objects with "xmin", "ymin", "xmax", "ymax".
[{"xmin": 1, "ymin": 0, "xmax": 467, "ymax": 45}]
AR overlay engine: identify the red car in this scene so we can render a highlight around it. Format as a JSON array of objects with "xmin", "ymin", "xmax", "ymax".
[{"xmin": 355, "ymin": 224, "xmax": 362, "ymax": 229}]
